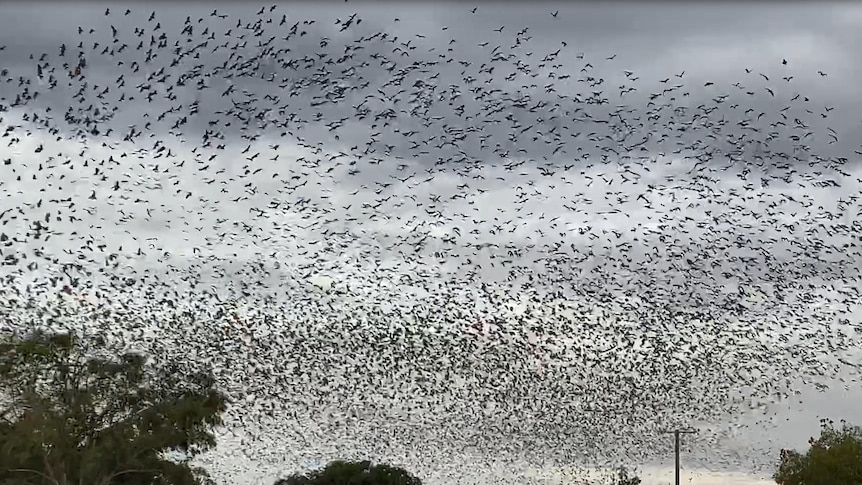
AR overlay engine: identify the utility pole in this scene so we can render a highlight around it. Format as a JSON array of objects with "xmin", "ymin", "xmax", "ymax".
[{"xmin": 660, "ymin": 428, "xmax": 697, "ymax": 485}]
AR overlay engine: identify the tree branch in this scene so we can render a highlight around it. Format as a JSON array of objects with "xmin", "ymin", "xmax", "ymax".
[
  {"xmin": 6, "ymin": 468, "xmax": 60, "ymax": 485},
  {"xmin": 97, "ymin": 467, "xmax": 161, "ymax": 485},
  {"xmin": 43, "ymin": 446, "xmax": 61, "ymax": 485}
]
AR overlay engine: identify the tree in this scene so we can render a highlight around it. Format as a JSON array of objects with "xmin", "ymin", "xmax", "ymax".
[
  {"xmin": 774, "ymin": 418, "xmax": 862, "ymax": 485},
  {"xmin": 0, "ymin": 329, "xmax": 228, "ymax": 485},
  {"xmin": 610, "ymin": 465, "xmax": 641, "ymax": 485},
  {"xmin": 275, "ymin": 460, "xmax": 423, "ymax": 485}
]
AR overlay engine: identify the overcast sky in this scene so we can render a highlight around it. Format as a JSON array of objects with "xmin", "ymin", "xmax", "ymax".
[{"xmin": 2, "ymin": 2, "xmax": 862, "ymax": 485}]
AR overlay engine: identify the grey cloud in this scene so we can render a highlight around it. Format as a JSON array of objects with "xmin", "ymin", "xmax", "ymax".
[{"xmin": 3, "ymin": 2, "xmax": 856, "ymax": 163}]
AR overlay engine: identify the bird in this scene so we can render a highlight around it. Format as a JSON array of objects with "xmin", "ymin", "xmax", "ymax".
[{"xmin": 0, "ymin": 4, "xmax": 859, "ymax": 484}]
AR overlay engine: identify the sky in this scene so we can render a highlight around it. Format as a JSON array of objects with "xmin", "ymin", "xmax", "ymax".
[{"xmin": 2, "ymin": 2, "xmax": 862, "ymax": 484}]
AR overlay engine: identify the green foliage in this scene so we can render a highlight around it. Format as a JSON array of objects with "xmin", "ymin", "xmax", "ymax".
[
  {"xmin": 275, "ymin": 460, "xmax": 423, "ymax": 485},
  {"xmin": 773, "ymin": 418, "xmax": 862, "ymax": 485},
  {"xmin": 0, "ymin": 329, "xmax": 228, "ymax": 485}
]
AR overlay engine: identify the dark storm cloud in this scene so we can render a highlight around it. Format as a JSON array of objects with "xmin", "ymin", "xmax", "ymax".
[{"xmin": 2, "ymin": 2, "xmax": 858, "ymax": 163}]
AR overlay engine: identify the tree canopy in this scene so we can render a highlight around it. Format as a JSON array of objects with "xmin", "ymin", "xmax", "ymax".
[
  {"xmin": 274, "ymin": 460, "xmax": 423, "ymax": 485},
  {"xmin": 610, "ymin": 465, "xmax": 642, "ymax": 485},
  {"xmin": 0, "ymin": 329, "xmax": 228, "ymax": 485},
  {"xmin": 773, "ymin": 418, "xmax": 862, "ymax": 485}
]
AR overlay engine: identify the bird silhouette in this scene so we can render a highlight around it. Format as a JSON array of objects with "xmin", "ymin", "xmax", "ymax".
[{"xmin": 0, "ymin": 4, "xmax": 860, "ymax": 484}]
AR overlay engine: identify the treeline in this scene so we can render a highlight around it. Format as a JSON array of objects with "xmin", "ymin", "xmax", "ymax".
[{"xmin": 0, "ymin": 330, "xmax": 858, "ymax": 484}]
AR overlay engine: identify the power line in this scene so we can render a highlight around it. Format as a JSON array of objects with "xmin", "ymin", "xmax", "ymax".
[{"xmin": 660, "ymin": 428, "xmax": 697, "ymax": 485}]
